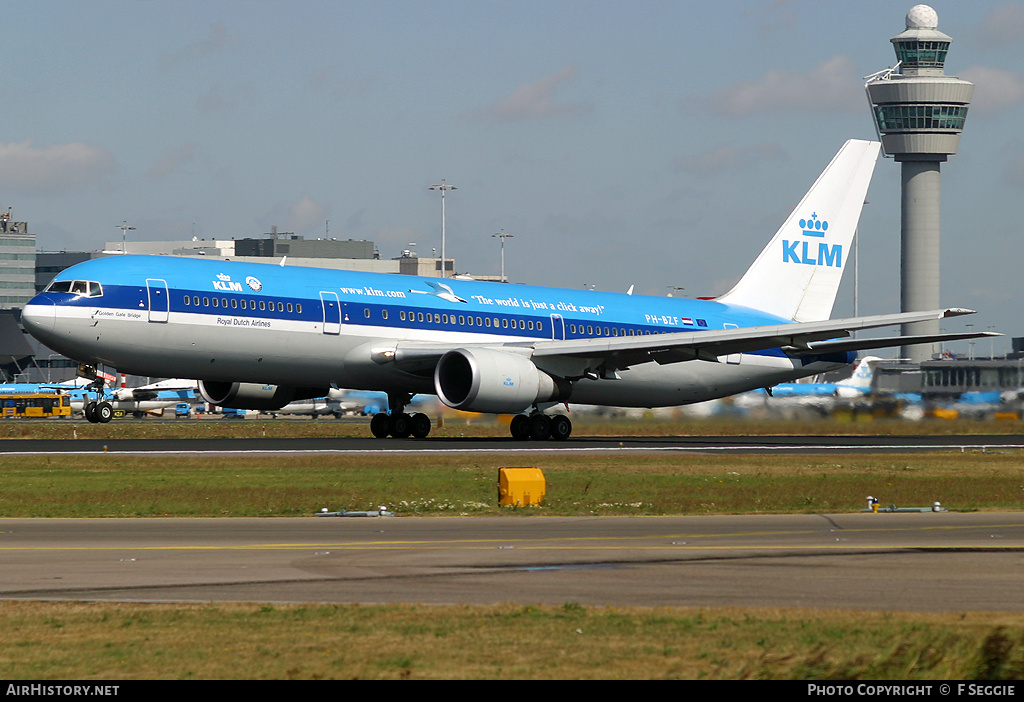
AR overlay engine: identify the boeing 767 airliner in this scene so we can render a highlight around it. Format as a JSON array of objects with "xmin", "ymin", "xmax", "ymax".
[{"xmin": 21, "ymin": 139, "xmax": 995, "ymax": 439}]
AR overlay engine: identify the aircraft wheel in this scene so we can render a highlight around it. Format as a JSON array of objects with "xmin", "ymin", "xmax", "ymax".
[
  {"xmin": 389, "ymin": 413, "xmax": 412, "ymax": 439},
  {"xmin": 410, "ymin": 412, "xmax": 431, "ymax": 439},
  {"xmin": 370, "ymin": 413, "xmax": 391, "ymax": 438},
  {"xmin": 509, "ymin": 414, "xmax": 530, "ymax": 440},
  {"xmin": 549, "ymin": 414, "xmax": 572, "ymax": 441},
  {"xmin": 96, "ymin": 402, "xmax": 114, "ymax": 424},
  {"xmin": 84, "ymin": 401, "xmax": 98, "ymax": 423},
  {"xmin": 528, "ymin": 413, "xmax": 551, "ymax": 441}
]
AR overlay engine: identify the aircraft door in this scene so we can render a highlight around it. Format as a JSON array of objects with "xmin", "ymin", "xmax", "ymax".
[
  {"xmin": 320, "ymin": 291, "xmax": 341, "ymax": 335},
  {"xmin": 146, "ymin": 279, "xmax": 169, "ymax": 323},
  {"xmin": 549, "ymin": 314, "xmax": 565, "ymax": 340}
]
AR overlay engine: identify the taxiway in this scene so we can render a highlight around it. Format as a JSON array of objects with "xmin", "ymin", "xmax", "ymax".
[{"xmin": 2, "ymin": 513, "xmax": 1023, "ymax": 610}]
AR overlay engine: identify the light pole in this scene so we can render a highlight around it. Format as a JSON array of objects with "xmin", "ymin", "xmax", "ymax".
[
  {"xmin": 116, "ymin": 221, "xmax": 136, "ymax": 254},
  {"xmin": 428, "ymin": 180, "xmax": 457, "ymax": 278},
  {"xmin": 492, "ymin": 230, "xmax": 514, "ymax": 282}
]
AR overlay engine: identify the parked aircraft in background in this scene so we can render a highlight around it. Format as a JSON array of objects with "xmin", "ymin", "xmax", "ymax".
[
  {"xmin": 265, "ymin": 388, "xmax": 365, "ymax": 418},
  {"xmin": 21, "ymin": 139, "xmax": 997, "ymax": 439},
  {"xmin": 0, "ymin": 377, "xmax": 195, "ymax": 422},
  {"xmin": 761, "ymin": 355, "xmax": 884, "ymax": 398}
]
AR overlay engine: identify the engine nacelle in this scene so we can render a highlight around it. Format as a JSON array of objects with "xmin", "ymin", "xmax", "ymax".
[
  {"xmin": 198, "ymin": 381, "xmax": 329, "ymax": 411},
  {"xmin": 434, "ymin": 347, "xmax": 569, "ymax": 414}
]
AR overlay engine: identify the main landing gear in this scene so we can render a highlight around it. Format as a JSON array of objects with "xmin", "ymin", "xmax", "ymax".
[
  {"xmin": 84, "ymin": 400, "xmax": 114, "ymax": 424},
  {"xmin": 369, "ymin": 393, "xmax": 431, "ymax": 439},
  {"xmin": 509, "ymin": 412, "xmax": 572, "ymax": 441}
]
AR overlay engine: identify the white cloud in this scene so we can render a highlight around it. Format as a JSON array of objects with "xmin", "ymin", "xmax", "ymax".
[
  {"xmin": 286, "ymin": 196, "xmax": 329, "ymax": 236},
  {"xmin": 675, "ymin": 142, "xmax": 787, "ymax": 176},
  {"xmin": 975, "ymin": 5, "xmax": 1024, "ymax": 47},
  {"xmin": 1001, "ymin": 142, "xmax": 1024, "ymax": 186},
  {"xmin": 958, "ymin": 65, "xmax": 1024, "ymax": 114},
  {"xmin": 477, "ymin": 64, "xmax": 590, "ymax": 122},
  {"xmin": 147, "ymin": 143, "xmax": 197, "ymax": 180},
  {"xmin": 0, "ymin": 140, "xmax": 117, "ymax": 194},
  {"xmin": 161, "ymin": 24, "xmax": 234, "ymax": 67},
  {"xmin": 197, "ymin": 83, "xmax": 255, "ymax": 113},
  {"xmin": 704, "ymin": 56, "xmax": 862, "ymax": 116}
]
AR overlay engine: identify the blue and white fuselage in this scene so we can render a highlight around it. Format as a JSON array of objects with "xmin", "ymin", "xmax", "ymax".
[
  {"xmin": 24, "ymin": 254, "xmax": 835, "ymax": 406},
  {"xmin": 20, "ymin": 140, "xmax": 992, "ymax": 439}
]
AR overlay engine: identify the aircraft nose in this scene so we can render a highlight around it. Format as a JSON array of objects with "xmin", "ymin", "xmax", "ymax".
[{"xmin": 22, "ymin": 296, "xmax": 56, "ymax": 337}]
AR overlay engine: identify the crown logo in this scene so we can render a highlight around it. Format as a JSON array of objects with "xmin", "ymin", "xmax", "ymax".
[
  {"xmin": 799, "ymin": 213, "xmax": 828, "ymax": 238},
  {"xmin": 216, "ymin": 273, "xmax": 231, "ymax": 281}
]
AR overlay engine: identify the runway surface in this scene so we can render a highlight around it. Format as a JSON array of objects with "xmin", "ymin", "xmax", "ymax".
[
  {"xmin": 4, "ymin": 433, "xmax": 1024, "ymax": 454},
  {"xmin": 3, "ymin": 513, "xmax": 1023, "ymax": 610}
]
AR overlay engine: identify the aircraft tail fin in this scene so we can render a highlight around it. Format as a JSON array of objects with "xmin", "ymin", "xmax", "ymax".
[
  {"xmin": 717, "ymin": 139, "xmax": 880, "ymax": 323},
  {"xmin": 839, "ymin": 355, "xmax": 883, "ymax": 392}
]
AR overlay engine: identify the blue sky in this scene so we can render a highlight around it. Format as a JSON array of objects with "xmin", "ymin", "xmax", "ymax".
[{"xmin": 3, "ymin": 1, "xmax": 1022, "ymax": 354}]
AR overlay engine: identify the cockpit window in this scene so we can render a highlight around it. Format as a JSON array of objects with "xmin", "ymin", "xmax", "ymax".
[
  {"xmin": 44, "ymin": 280, "xmax": 103, "ymax": 297},
  {"xmin": 45, "ymin": 280, "xmax": 73, "ymax": 293}
]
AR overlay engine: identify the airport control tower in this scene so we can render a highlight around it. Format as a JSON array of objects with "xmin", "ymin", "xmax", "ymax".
[{"xmin": 866, "ymin": 4, "xmax": 973, "ymax": 362}]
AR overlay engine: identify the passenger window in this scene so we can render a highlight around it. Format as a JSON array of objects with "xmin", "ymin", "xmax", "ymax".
[
  {"xmin": 203, "ymin": 297, "xmax": 210, "ymax": 306},
  {"xmin": 193, "ymin": 296, "xmax": 200, "ymax": 306},
  {"xmin": 296, "ymin": 303, "xmax": 302, "ymax": 314},
  {"xmin": 232, "ymin": 299, "xmax": 238, "ymax": 309},
  {"xmin": 287, "ymin": 302, "xmax": 293, "ymax": 313},
  {"xmin": 277, "ymin": 302, "xmax": 284, "ymax": 312},
  {"xmin": 212, "ymin": 298, "xmax": 219, "ymax": 308},
  {"xmin": 184, "ymin": 296, "xmax": 190, "ymax": 306}
]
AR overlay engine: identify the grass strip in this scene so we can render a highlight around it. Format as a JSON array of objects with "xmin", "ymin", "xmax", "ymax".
[
  {"xmin": 1, "ymin": 601, "xmax": 1023, "ymax": 679},
  {"xmin": 0, "ymin": 451, "xmax": 1022, "ymax": 517}
]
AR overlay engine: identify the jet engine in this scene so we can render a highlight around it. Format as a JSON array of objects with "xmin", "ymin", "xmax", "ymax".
[
  {"xmin": 434, "ymin": 347, "xmax": 569, "ymax": 414},
  {"xmin": 198, "ymin": 381, "xmax": 329, "ymax": 411}
]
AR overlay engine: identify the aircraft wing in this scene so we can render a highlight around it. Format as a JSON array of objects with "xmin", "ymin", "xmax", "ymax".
[
  {"xmin": 388, "ymin": 308, "xmax": 989, "ymax": 374},
  {"xmin": 529, "ymin": 308, "xmax": 985, "ymax": 369},
  {"xmin": 790, "ymin": 331, "xmax": 1000, "ymax": 356}
]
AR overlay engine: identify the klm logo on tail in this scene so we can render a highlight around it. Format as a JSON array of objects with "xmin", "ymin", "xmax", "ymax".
[{"xmin": 782, "ymin": 213, "xmax": 842, "ymax": 268}]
